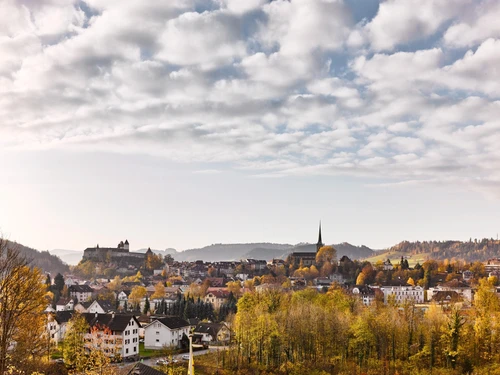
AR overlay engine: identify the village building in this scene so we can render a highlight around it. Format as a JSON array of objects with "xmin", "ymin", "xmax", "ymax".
[
  {"xmin": 82, "ymin": 313, "xmax": 140, "ymax": 360},
  {"xmin": 143, "ymin": 316, "xmax": 191, "ymax": 349},
  {"xmin": 288, "ymin": 223, "xmax": 324, "ymax": 267},
  {"xmin": 380, "ymin": 285, "xmax": 424, "ymax": 304},
  {"xmin": 193, "ymin": 322, "xmax": 230, "ymax": 345}
]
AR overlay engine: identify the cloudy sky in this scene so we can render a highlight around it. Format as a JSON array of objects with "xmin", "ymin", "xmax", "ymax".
[{"xmin": 1, "ymin": 0, "xmax": 500, "ymax": 252}]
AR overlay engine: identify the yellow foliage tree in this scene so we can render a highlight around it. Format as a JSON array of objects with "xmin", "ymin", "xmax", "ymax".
[
  {"xmin": 151, "ymin": 282, "xmax": 166, "ymax": 300},
  {"xmin": 128, "ymin": 286, "xmax": 147, "ymax": 310},
  {"xmin": 0, "ymin": 239, "xmax": 48, "ymax": 374}
]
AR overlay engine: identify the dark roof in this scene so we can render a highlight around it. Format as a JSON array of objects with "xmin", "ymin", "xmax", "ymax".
[
  {"xmin": 82, "ymin": 313, "xmax": 139, "ymax": 332},
  {"xmin": 155, "ymin": 316, "xmax": 190, "ymax": 329},
  {"xmin": 194, "ymin": 322, "xmax": 225, "ymax": 338},
  {"xmin": 187, "ymin": 318, "xmax": 200, "ymax": 326},
  {"xmin": 55, "ymin": 311, "xmax": 74, "ymax": 324},
  {"xmin": 127, "ymin": 363, "xmax": 165, "ymax": 375},
  {"xmin": 432, "ymin": 291, "xmax": 462, "ymax": 302},
  {"xmin": 56, "ymin": 297, "xmax": 72, "ymax": 305},
  {"xmin": 69, "ymin": 284, "xmax": 93, "ymax": 293},
  {"xmin": 290, "ymin": 252, "xmax": 316, "ymax": 257}
]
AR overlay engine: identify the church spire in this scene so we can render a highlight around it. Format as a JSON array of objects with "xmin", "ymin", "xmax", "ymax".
[{"xmin": 316, "ymin": 221, "xmax": 324, "ymax": 252}]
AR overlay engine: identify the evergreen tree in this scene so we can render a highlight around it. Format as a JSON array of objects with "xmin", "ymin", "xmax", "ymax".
[
  {"xmin": 53, "ymin": 273, "xmax": 65, "ymax": 293},
  {"xmin": 143, "ymin": 296, "xmax": 150, "ymax": 314},
  {"xmin": 45, "ymin": 274, "xmax": 51, "ymax": 287}
]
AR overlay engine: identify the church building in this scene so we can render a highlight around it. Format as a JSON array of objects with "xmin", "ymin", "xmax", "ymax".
[{"xmin": 289, "ymin": 223, "xmax": 325, "ymax": 267}]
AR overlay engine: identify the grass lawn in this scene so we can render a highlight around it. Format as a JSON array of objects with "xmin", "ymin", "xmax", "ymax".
[
  {"xmin": 364, "ymin": 250, "xmax": 431, "ymax": 267},
  {"xmin": 50, "ymin": 342, "xmax": 64, "ymax": 359},
  {"xmin": 139, "ymin": 342, "xmax": 160, "ymax": 358}
]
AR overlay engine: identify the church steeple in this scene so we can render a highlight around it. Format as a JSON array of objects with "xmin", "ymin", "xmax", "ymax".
[{"xmin": 316, "ymin": 221, "xmax": 324, "ymax": 252}]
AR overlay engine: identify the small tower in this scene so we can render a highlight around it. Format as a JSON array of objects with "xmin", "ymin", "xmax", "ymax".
[
  {"xmin": 124, "ymin": 239, "xmax": 129, "ymax": 251},
  {"xmin": 316, "ymin": 221, "xmax": 324, "ymax": 253}
]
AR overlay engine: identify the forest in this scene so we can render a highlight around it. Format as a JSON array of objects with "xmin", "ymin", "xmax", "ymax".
[
  {"xmin": 211, "ymin": 281, "xmax": 500, "ymax": 375},
  {"xmin": 389, "ymin": 238, "xmax": 500, "ymax": 262}
]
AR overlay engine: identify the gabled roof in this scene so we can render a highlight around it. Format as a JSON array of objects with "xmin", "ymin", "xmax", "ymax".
[
  {"xmin": 82, "ymin": 313, "xmax": 139, "ymax": 332},
  {"xmin": 206, "ymin": 290, "xmax": 229, "ymax": 298},
  {"xmin": 146, "ymin": 316, "xmax": 190, "ymax": 330},
  {"xmin": 56, "ymin": 297, "xmax": 73, "ymax": 306},
  {"xmin": 127, "ymin": 362, "xmax": 164, "ymax": 375},
  {"xmin": 194, "ymin": 322, "xmax": 226, "ymax": 338},
  {"xmin": 55, "ymin": 311, "xmax": 74, "ymax": 324}
]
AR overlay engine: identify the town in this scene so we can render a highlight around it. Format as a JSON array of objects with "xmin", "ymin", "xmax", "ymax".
[{"xmin": 36, "ymin": 228, "xmax": 500, "ymax": 374}]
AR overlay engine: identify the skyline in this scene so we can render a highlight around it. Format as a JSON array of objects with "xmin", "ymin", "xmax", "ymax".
[{"xmin": 1, "ymin": 0, "xmax": 500, "ymax": 252}]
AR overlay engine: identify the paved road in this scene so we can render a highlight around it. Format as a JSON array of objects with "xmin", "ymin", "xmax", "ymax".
[{"xmin": 141, "ymin": 347, "xmax": 224, "ymax": 367}]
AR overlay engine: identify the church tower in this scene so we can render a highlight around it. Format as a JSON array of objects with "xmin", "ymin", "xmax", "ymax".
[{"xmin": 316, "ymin": 221, "xmax": 324, "ymax": 253}]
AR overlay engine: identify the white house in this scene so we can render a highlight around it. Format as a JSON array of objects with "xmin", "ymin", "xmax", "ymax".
[
  {"xmin": 144, "ymin": 317, "xmax": 191, "ymax": 350},
  {"xmin": 350, "ymin": 285, "xmax": 377, "ymax": 306},
  {"xmin": 380, "ymin": 285, "xmax": 424, "ymax": 304},
  {"xmin": 82, "ymin": 313, "xmax": 140, "ymax": 360},
  {"xmin": 204, "ymin": 290, "xmax": 230, "ymax": 311},
  {"xmin": 69, "ymin": 285, "xmax": 93, "ymax": 303},
  {"xmin": 55, "ymin": 297, "xmax": 74, "ymax": 312},
  {"xmin": 383, "ymin": 259, "xmax": 394, "ymax": 271},
  {"xmin": 47, "ymin": 311, "xmax": 74, "ymax": 344},
  {"xmin": 192, "ymin": 322, "xmax": 230, "ymax": 345}
]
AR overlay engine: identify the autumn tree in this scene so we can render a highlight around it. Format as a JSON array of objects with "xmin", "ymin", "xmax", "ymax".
[
  {"xmin": 315, "ymin": 245, "xmax": 337, "ymax": 268},
  {"xmin": 64, "ymin": 313, "xmax": 88, "ymax": 369},
  {"xmin": 145, "ymin": 251, "xmax": 163, "ymax": 272},
  {"xmin": 128, "ymin": 286, "xmax": 147, "ymax": 311},
  {"xmin": 151, "ymin": 282, "xmax": 166, "ymax": 300},
  {"xmin": 0, "ymin": 239, "xmax": 48, "ymax": 374},
  {"xmin": 107, "ymin": 275, "xmax": 122, "ymax": 292}
]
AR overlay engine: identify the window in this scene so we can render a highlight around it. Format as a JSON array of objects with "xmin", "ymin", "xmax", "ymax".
[
  {"xmin": 126, "ymin": 348, "xmax": 129, "ymax": 354},
  {"xmin": 156, "ymin": 339, "xmax": 160, "ymax": 342},
  {"xmin": 156, "ymin": 331, "xmax": 159, "ymax": 335},
  {"xmin": 134, "ymin": 346, "xmax": 137, "ymax": 352}
]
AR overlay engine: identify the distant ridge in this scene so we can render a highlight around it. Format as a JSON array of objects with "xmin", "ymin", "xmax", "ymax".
[
  {"xmin": 384, "ymin": 239, "xmax": 500, "ymax": 262},
  {"xmin": 173, "ymin": 242, "xmax": 375, "ymax": 262},
  {"xmin": 174, "ymin": 243, "xmax": 293, "ymax": 262}
]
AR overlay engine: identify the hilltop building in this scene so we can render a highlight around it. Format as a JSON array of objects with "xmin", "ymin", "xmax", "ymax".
[
  {"xmin": 289, "ymin": 222, "xmax": 325, "ymax": 267},
  {"xmin": 82, "ymin": 240, "xmax": 146, "ymax": 268}
]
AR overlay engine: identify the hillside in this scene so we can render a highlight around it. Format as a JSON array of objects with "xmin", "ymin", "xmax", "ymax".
[
  {"xmin": 235, "ymin": 242, "xmax": 375, "ymax": 261},
  {"xmin": 6, "ymin": 241, "xmax": 69, "ymax": 275},
  {"xmin": 174, "ymin": 243, "xmax": 293, "ymax": 262},
  {"xmin": 376, "ymin": 238, "xmax": 500, "ymax": 263}
]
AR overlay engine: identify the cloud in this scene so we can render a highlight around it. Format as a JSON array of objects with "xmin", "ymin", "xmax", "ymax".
[
  {"xmin": 443, "ymin": 0, "xmax": 500, "ymax": 48},
  {"xmin": 1, "ymin": 0, "xmax": 500, "ymax": 198},
  {"xmin": 364, "ymin": 0, "xmax": 470, "ymax": 52}
]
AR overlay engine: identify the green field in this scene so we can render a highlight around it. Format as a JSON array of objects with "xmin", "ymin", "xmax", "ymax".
[{"xmin": 363, "ymin": 251, "xmax": 431, "ymax": 267}]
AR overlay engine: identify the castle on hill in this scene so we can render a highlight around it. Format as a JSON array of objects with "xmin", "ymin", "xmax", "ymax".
[{"xmin": 82, "ymin": 240, "xmax": 150, "ymax": 268}]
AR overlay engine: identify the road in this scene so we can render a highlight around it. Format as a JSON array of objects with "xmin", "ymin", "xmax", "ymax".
[{"xmin": 140, "ymin": 346, "xmax": 224, "ymax": 367}]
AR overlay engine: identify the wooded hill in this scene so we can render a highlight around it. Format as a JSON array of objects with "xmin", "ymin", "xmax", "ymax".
[
  {"xmin": 6, "ymin": 240, "xmax": 69, "ymax": 275},
  {"xmin": 382, "ymin": 238, "xmax": 500, "ymax": 262}
]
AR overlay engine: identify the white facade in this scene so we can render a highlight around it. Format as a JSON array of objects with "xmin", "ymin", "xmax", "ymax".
[
  {"xmin": 380, "ymin": 285, "xmax": 424, "ymax": 304},
  {"xmin": 121, "ymin": 318, "xmax": 140, "ymax": 358},
  {"xmin": 84, "ymin": 316, "xmax": 139, "ymax": 359},
  {"xmin": 144, "ymin": 320, "xmax": 190, "ymax": 349},
  {"xmin": 47, "ymin": 320, "xmax": 67, "ymax": 344},
  {"xmin": 87, "ymin": 301, "xmax": 106, "ymax": 314},
  {"xmin": 56, "ymin": 299, "xmax": 74, "ymax": 312}
]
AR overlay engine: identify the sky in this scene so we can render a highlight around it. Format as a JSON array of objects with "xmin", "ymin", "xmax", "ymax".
[{"xmin": 1, "ymin": 0, "xmax": 500, "ymax": 253}]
